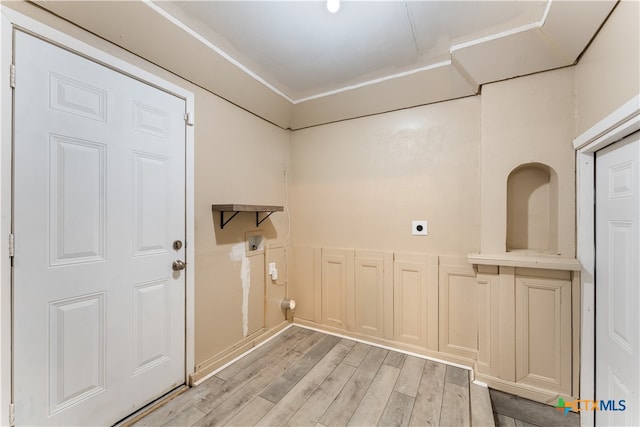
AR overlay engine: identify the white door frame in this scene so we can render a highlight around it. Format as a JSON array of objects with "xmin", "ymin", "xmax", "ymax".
[
  {"xmin": 573, "ymin": 94, "xmax": 640, "ymax": 427},
  {"xmin": 0, "ymin": 8, "xmax": 196, "ymax": 425}
]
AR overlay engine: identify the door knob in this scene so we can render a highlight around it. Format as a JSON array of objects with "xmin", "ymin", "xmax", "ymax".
[{"xmin": 172, "ymin": 260, "xmax": 186, "ymax": 271}]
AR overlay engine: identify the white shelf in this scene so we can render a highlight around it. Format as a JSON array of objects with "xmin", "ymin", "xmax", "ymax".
[{"xmin": 468, "ymin": 252, "xmax": 581, "ymax": 271}]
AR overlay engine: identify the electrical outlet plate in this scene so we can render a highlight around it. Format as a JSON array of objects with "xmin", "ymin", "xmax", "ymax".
[{"xmin": 412, "ymin": 220, "xmax": 428, "ymax": 236}]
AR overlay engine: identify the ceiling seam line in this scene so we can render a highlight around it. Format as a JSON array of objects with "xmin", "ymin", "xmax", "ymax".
[
  {"xmin": 292, "ymin": 61, "xmax": 451, "ymax": 104},
  {"xmin": 290, "ymin": 94, "xmax": 480, "ymax": 131},
  {"xmin": 403, "ymin": 1, "xmax": 420, "ymax": 58}
]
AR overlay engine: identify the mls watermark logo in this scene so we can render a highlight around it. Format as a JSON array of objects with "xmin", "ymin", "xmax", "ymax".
[{"xmin": 556, "ymin": 397, "xmax": 626, "ymax": 414}]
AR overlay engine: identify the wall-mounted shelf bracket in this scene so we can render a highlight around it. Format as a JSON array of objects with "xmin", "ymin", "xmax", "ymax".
[
  {"xmin": 212, "ymin": 204, "xmax": 284, "ymax": 229},
  {"xmin": 220, "ymin": 211, "xmax": 240, "ymax": 229},
  {"xmin": 256, "ymin": 211, "xmax": 276, "ymax": 227}
]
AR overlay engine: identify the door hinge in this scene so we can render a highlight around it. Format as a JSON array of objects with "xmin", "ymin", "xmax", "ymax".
[
  {"xmin": 10, "ymin": 64, "xmax": 16, "ymax": 89},
  {"xmin": 8, "ymin": 233, "xmax": 14, "ymax": 257},
  {"xmin": 9, "ymin": 403, "xmax": 15, "ymax": 427},
  {"xmin": 184, "ymin": 112, "xmax": 194, "ymax": 127}
]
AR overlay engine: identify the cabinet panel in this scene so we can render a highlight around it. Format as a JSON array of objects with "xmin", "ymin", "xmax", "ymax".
[
  {"xmin": 477, "ymin": 273, "xmax": 500, "ymax": 377},
  {"xmin": 321, "ymin": 249, "xmax": 353, "ymax": 329},
  {"xmin": 354, "ymin": 251, "xmax": 385, "ymax": 338},
  {"xmin": 439, "ymin": 261, "xmax": 478, "ymax": 359},
  {"xmin": 247, "ymin": 252, "xmax": 265, "ymax": 336},
  {"xmin": 515, "ymin": 274, "xmax": 571, "ymax": 395},
  {"xmin": 394, "ymin": 253, "xmax": 432, "ymax": 348},
  {"xmin": 498, "ymin": 267, "xmax": 516, "ymax": 381},
  {"xmin": 290, "ymin": 246, "xmax": 316, "ymax": 322}
]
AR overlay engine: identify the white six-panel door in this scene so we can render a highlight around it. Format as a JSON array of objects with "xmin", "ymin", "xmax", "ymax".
[
  {"xmin": 13, "ymin": 31, "xmax": 186, "ymax": 425},
  {"xmin": 595, "ymin": 131, "xmax": 639, "ymax": 426}
]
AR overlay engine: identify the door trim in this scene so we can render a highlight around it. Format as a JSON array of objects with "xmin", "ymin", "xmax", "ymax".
[
  {"xmin": 573, "ymin": 94, "xmax": 640, "ymax": 427},
  {"xmin": 0, "ymin": 7, "xmax": 196, "ymax": 425}
]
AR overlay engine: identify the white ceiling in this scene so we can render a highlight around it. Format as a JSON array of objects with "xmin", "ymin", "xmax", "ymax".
[
  {"xmin": 33, "ymin": 0, "xmax": 618, "ymax": 129},
  {"xmin": 155, "ymin": 1, "xmax": 550, "ymax": 102}
]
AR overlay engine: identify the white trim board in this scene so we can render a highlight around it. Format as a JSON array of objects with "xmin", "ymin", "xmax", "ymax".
[
  {"xmin": 573, "ymin": 93, "xmax": 640, "ymax": 427},
  {"xmin": 0, "ymin": 7, "xmax": 196, "ymax": 426},
  {"xmin": 293, "ymin": 322, "xmax": 474, "ymax": 372},
  {"xmin": 0, "ymin": 11, "xmax": 13, "ymax": 427},
  {"xmin": 573, "ymin": 95, "xmax": 640, "ymax": 151}
]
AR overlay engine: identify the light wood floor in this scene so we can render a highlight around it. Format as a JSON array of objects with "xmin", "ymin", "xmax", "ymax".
[
  {"xmin": 490, "ymin": 389, "xmax": 579, "ymax": 427},
  {"xmin": 134, "ymin": 326, "xmax": 473, "ymax": 426}
]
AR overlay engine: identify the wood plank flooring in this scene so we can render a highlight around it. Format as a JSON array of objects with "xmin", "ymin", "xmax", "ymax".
[
  {"xmin": 490, "ymin": 389, "xmax": 580, "ymax": 427},
  {"xmin": 134, "ymin": 326, "xmax": 473, "ymax": 427}
]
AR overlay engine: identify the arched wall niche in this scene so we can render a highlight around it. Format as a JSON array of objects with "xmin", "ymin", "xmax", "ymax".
[{"xmin": 506, "ymin": 162, "xmax": 559, "ymax": 254}]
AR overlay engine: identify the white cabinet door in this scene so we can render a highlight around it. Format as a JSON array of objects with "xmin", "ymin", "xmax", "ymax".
[
  {"xmin": 596, "ymin": 132, "xmax": 639, "ymax": 426},
  {"xmin": 13, "ymin": 31, "xmax": 186, "ymax": 426}
]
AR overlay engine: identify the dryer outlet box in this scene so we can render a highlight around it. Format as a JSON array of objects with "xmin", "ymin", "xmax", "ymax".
[{"xmin": 412, "ymin": 220, "xmax": 428, "ymax": 236}]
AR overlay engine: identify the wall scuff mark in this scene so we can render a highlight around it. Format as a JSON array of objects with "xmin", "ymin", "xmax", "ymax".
[{"xmin": 229, "ymin": 243, "xmax": 250, "ymax": 337}]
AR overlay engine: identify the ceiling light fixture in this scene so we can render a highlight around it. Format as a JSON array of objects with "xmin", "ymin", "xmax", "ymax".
[{"xmin": 327, "ymin": 0, "xmax": 340, "ymax": 14}]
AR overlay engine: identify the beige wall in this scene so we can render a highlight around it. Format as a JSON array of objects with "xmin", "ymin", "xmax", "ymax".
[
  {"xmin": 290, "ymin": 96, "xmax": 481, "ymax": 255},
  {"xmin": 576, "ymin": 0, "xmax": 640, "ymax": 136},
  {"xmin": 290, "ymin": 67, "xmax": 577, "ymax": 259},
  {"xmin": 4, "ymin": 1, "xmax": 292, "ymax": 377},
  {"xmin": 480, "ymin": 67, "xmax": 576, "ymax": 257},
  {"xmin": 194, "ymin": 93, "xmax": 290, "ymax": 366}
]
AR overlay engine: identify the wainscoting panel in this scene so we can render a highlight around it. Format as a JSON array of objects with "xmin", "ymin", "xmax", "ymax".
[
  {"xmin": 439, "ymin": 257, "xmax": 478, "ymax": 360},
  {"xmin": 354, "ymin": 251, "xmax": 386, "ymax": 338},
  {"xmin": 321, "ymin": 248, "xmax": 354, "ymax": 330}
]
